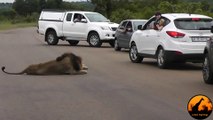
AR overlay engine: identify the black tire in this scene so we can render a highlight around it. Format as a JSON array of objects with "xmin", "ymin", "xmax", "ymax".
[
  {"xmin": 202, "ymin": 53, "xmax": 213, "ymax": 84},
  {"xmin": 45, "ymin": 30, "xmax": 59, "ymax": 45},
  {"xmin": 87, "ymin": 32, "xmax": 102, "ymax": 47},
  {"xmin": 114, "ymin": 39, "xmax": 121, "ymax": 51},
  {"xmin": 157, "ymin": 47, "xmax": 169, "ymax": 69},
  {"xmin": 129, "ymin": 43, "xmax": 143, "ymax": 63},
  {"xmin": 67, "ymin": 40, "xmax": 79, "ymax": 46}
]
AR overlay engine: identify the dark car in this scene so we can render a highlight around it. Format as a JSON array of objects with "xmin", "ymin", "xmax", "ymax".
[
  {"xmin": 202, "ymin": 26, "xmax": 213, "ymax": 84},
  {"xmin": 114, "ymin": 19, "xmax": 147, "ymax": 51}
]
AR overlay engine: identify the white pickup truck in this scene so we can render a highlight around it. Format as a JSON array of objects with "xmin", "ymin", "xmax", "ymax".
[{"xmin": 37, "ymin": 10, "xmax": 119, "ymax": 47}]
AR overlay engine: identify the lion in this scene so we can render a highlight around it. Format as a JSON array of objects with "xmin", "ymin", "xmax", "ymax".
[{"xmin": 1, "ymin": 52, "xmax": 88, "ymax": 75}]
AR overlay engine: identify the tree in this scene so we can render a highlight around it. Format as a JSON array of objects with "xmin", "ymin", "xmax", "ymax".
[
  {"xmin": 13, "ymin": 0, "xmax": 38, "ymax": 16},
  {"xmin": 91, "ymin": 0, "xmax": 120, "ymax": 18},
  {"xmin": 39, "ymin": 0, "xmax": 46, "ymax": 12},
  {"xmin": 13, "ymin": 0, "xmax": 26, "ymax": 15},
  {"xmin": 157, "ymin": 1, "xmax": 173, "ymax": 13},
  {"xmin": 46, "ymin": 0, "xmax": 62, "ymax": 9}
]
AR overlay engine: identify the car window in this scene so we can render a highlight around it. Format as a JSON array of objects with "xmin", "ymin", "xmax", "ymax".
[
  {"xmin": 142, "ymin": 17, "xmax": 156, "ymax": 30},
  {"xmin": 133, "ymin": 21, "xmax": 147, "ymax": 30},
  {"xmin": 66, "ymin": 13, "xmax": 72, "ymax": 21},
  {"xmin": 174, "ymin": 18, "xmax": 213, "ymax": 30},
  {"xmin": 126, "ymin": 21, "xmax": 133, "ymax": 32},
  {"xmin": 73, "ymin": 13, "xmax": 86, "ymax": 22},
  {"xmin": 143, "ymin": 17, "xmax": 170, "ymax": 30},
  {"xmin": 118, "ymin": 21, "xmax": 128, "ymax": 30}
]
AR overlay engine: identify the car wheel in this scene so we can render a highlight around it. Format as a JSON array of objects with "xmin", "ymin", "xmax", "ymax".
[
  {"xmin": 202, "ymin": 53, "xmax": 213, "ymax": 84},
  {"xmin": 45, "ymin": 30, "xmax": 59, "ymax": 45},
  {"xmin": 114, "ymin": 39, "xmax": 121, "ymax": 51},
  {"xmin": 129, "ymin": 43, "xmax": 143, "ymax": 63},
  {"xmin": 67, "ymin": 40, "xmax": 79, "ymax": 46},
  {"xmin": 88, "ymin": 32, "xmax": 102, "ymax": 47},
  {"xmin": 109, "ymin": 40, "xmax": 115, "ymax": 47},
  {"xmin": 157, "ymin": 48, "xmax": 169, "ymax": 69}
]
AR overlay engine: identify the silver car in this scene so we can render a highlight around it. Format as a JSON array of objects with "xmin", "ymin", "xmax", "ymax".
[{"xmin": 114, "ymin": 19, "xmax": 147, "ymax": 51}]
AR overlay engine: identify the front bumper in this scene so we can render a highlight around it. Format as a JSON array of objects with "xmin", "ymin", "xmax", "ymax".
[{"xmin": 99, "ymin": 30, "xmax": 116, "ymax": 40}]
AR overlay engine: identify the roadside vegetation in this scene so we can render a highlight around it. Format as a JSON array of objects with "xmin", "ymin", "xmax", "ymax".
[{"xmin": 0, "ymin": 0, "xmax": 213, "ymax": 30}]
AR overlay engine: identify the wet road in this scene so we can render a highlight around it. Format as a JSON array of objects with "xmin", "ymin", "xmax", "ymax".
[{"xmin": 0, "ymin": 27, "xmax": 212, "ymax": 120}]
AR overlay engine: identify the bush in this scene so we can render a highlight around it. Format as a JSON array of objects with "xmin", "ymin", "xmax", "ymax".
[
  {"xmin": 11, "ymin": 12, "xmax": 39, "ymax": 24},
  {"xmin": 110, "ymin": 9, "xmax": 135, "ymax": 23},
  {"xmin": 0, "ymin": 8, "xmax": 16, "ymax": 20}
]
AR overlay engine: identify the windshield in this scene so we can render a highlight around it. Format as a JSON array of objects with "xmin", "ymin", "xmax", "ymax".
[
  {"xmin": 174, "ymin": 18, "xmax": 213, "ymax": 30},
  {"xmin": 85, "ymin": 13, "xmax": 109, "ymax": 22},
  {"xmin": 133, "ymin": 21, "xmax": 147, "ymax": 30}
]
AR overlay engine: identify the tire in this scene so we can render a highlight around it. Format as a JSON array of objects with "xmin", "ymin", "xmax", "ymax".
[
  {"xmin": 109, "ymin": 40, "xmax": 115, "ymax": 47},
  {"xmin": 67, "ymin": 40, "xmax": 79, "ymax": 46},
  {"xmin": 114, "ymin": 39, "xmax": 121, "ymax": 51},
  {"xmin": 157, "ymin": 47, "xmax": 169, "ymax": 69},
  {"xmin": 129, "ymin": 43, "xmax": 143, "ymax": 63},
  {"xmin": 87, "ymin": 32, "xmax": 102, "ymax": 47},
  {"xmin": 202, "ymin": 53, "xmax": 213, "ymax": 84},
  {"xmin": 45, "ymin": 30, "xmax": 59, "ymax": 45}
]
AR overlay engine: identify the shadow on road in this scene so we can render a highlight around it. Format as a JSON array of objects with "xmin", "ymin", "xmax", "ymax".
[
  {"xmin": 40, "ymin": 44, "xmax": 112, "ymax": 48},
  {"xmin": 140, "ymin": 61, "xmax": 202, "ymax": 71}
]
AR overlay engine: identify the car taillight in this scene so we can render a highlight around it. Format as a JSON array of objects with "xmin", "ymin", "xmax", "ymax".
[
  {"xmin": 166, "ymin": 31, "xmax": 185, "ymax": 38},
  {"xmin": 192, "ymin": 18, "xmax": 200, "ymax": 21}
]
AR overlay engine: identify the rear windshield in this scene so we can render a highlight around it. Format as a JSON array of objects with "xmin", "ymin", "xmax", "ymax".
[{"xmin": 174, "ymin": 18, "xmax": 213, "ymax": 30}]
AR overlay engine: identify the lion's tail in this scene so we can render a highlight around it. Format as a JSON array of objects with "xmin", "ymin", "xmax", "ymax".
[{"xmin": 1, "ymin": 66, "xmax": 25, "ymax": 75}]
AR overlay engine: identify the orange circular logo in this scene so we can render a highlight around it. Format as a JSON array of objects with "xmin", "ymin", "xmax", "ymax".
[{"xmin": 187, "ymin": 94, "xmax": 212, "ymax": 119}]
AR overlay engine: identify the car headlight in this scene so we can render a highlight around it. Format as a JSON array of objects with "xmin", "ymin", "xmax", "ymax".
[{"xmin": 100, "ymin": 26, "xmax": 110, "ymax": 30}]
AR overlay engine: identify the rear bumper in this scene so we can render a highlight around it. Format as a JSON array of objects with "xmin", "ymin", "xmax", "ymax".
[{"xmin": 164, "ymin": 51, "xmax": 205, "ymax": 62}]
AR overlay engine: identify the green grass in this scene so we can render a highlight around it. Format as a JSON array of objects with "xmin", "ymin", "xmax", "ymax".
[{"xmin": 0, "ymin": 22, "xmax": 37, "ymax": 31}]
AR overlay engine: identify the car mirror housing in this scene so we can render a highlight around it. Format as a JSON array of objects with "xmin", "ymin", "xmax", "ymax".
[
  {"xmin": 81, "ymin": 19, "xmax": 87, "ymax": 23},
  {"xmin": 137, "ymin": 25, "xmax": 143, "ymax": 30}
]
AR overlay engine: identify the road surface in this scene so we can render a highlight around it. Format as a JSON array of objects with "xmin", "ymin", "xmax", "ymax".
[{"xmin": 0, "ymin": 27, "xmax": 212, "ymax": 120}]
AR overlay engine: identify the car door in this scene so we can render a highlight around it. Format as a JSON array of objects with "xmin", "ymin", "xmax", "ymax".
[
  {"xmin": 116, "ymin": 21, "xmax": 128, "ymax": 47},
  {"xmin": 122, "ymin": 21, "xmax": 134, "ymax": 48},
  {"xmin": 139, "ymin": 17, "xmax": 159, "ymax": 55},
  {"xmin": 63, "ymin": 13, "xmax": 73, "ymax": 38},
  {"xmin": 65, "ymin": 13, "xmax": 88, "ymax": 40}
]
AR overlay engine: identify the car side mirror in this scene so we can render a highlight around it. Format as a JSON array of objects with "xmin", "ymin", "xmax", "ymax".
[
  {"xmin": 211, "ymin": 26, "xmax": 213, "ymax": 33},
  {"xmin": 81, "ymin": 19, "xmax": 87, "ymax": 23},
  {"xmin": 137, "ymin": 25, "xmax": 143, "ymax": 30}
]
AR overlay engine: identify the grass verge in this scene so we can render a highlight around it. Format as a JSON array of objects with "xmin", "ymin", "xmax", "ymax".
[{"xmin": 0, "ymin": 22, "xmax": 37, "ymax": 31}]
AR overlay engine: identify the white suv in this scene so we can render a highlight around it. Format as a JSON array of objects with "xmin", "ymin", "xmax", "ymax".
[{"xmin": 129, "ymin": 13, "xmax": 213, "ymax": 68}]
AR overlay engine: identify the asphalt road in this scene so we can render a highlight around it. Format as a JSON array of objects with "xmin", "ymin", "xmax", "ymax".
[{"xmin": 0, "ymin": 27, "xmax": 212, "ymax": 120}]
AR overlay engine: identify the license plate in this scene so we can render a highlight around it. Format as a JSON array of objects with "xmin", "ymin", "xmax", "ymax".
[{"xmin": 191, "ymin": 37, "xmax": 210, "ymax": 42}]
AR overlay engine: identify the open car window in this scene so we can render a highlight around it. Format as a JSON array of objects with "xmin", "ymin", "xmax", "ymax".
[
  {"xmin": 119, "ymin": 21, "xmax": 128, "ymax": 30},
  {"xmin": 142, "ymin": 17, "xmax": 170, "ymax": 30}
]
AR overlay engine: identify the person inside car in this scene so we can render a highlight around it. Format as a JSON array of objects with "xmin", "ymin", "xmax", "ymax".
[
  {"xmin": 74, "ymin": 14, "xmax": 82, "ymax": 22},
  {"xmin": 154, "ymin": 12, "xmax": 164, "ymax": 30},
  {"xmin": 156, "ymin": 19, "xmax": 165, "ymax": 30},
  {"xmin": 126, "ymin": 23, "xmax": 133, "ymax": 32}
]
